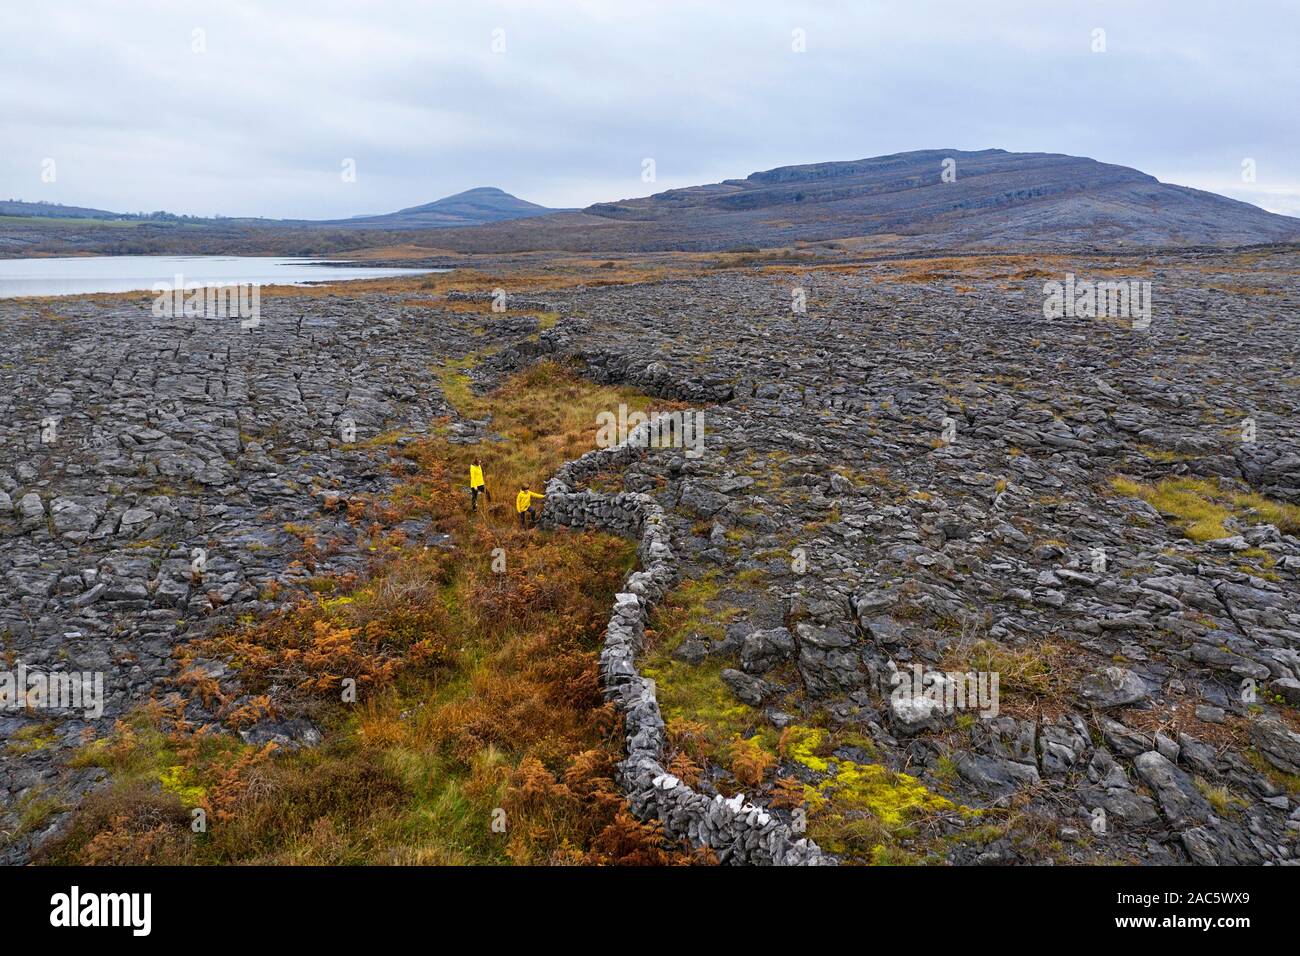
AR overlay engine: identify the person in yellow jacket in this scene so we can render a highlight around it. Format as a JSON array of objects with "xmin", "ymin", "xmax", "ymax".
[
  {"xmin": 469, "ymin": 458, "xmax": 489, "ymax": 512},
  {"xmin": 516, "ymin": 485, "xmax": 545, "ymax": 529}
]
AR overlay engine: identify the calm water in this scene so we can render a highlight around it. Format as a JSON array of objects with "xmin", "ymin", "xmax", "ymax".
[{"xmin": 0, "ymin": 255, "xmax": 443, "ymax": 298}]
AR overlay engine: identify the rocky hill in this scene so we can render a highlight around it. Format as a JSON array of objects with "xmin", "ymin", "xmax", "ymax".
[
  {"xmin": 423, "ymin": 149, "xmax": 1300, "ymax": 252},
  {"xmin": 326, "ymin": 186, "xmax": 557, "ymax": 229},
  {"xmin": 7, "ymin": 150, "xmax": 1296, "ymax": 259}
]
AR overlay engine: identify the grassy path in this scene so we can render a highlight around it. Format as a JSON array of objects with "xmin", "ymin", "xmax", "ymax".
[{"xmin": 41, "ymin": 362, "xmax": 704, "ymax": 864}]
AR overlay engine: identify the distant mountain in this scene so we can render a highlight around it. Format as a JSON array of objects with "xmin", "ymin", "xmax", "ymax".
[
  {"xmin": 0, "ymin": 187, "xmax": 557, "ymax": 231},
  {"xmin": 0, "ymin": 199, "xmax": 168, "ymax": 221},
  {"xmin": 316, "ymin": 187, "xmax": 558, "ymax": 229},
  {"xmin": 5, "ymin": 153, "xmax": 1297, "ymax": 257},
  {"xmin": 422, "ymin": 149, "xmax": 1300, "ymax": 252}
]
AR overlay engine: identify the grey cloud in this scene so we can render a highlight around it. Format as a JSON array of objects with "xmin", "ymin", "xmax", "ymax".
[{"xmin": 2, "ymin": 0, "xmax": 1296, "ymax": 218}]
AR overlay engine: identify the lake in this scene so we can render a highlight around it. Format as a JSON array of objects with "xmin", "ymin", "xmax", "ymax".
[{"xmin": 0, "ymin": 255, "xmax": 442, "ymax": 298}]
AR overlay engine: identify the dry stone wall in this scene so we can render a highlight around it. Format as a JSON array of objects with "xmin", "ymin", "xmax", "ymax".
[{"xmin": 541, "ymin": 424, "xmax": 832, "ymax": 865}]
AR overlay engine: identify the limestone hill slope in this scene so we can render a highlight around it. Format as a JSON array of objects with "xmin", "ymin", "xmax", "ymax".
[{"xmin": 425, "ymin": 149, "xmax": 1300, "ymax": 253}]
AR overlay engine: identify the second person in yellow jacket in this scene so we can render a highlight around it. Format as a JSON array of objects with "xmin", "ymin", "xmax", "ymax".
[{"xmin": 516, "ymin": 485, "xmax": 545, "ymax": 529}]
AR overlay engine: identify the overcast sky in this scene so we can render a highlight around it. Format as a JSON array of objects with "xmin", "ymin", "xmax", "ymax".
[{"xmin": 4, "ymin": 0, "xmax": 1297, "ymax": 219}]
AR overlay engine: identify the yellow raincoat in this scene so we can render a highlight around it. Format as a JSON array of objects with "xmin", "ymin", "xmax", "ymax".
[{"xmin": 516, "ymin": 490, "xmax": 545, "ymax": 513}]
